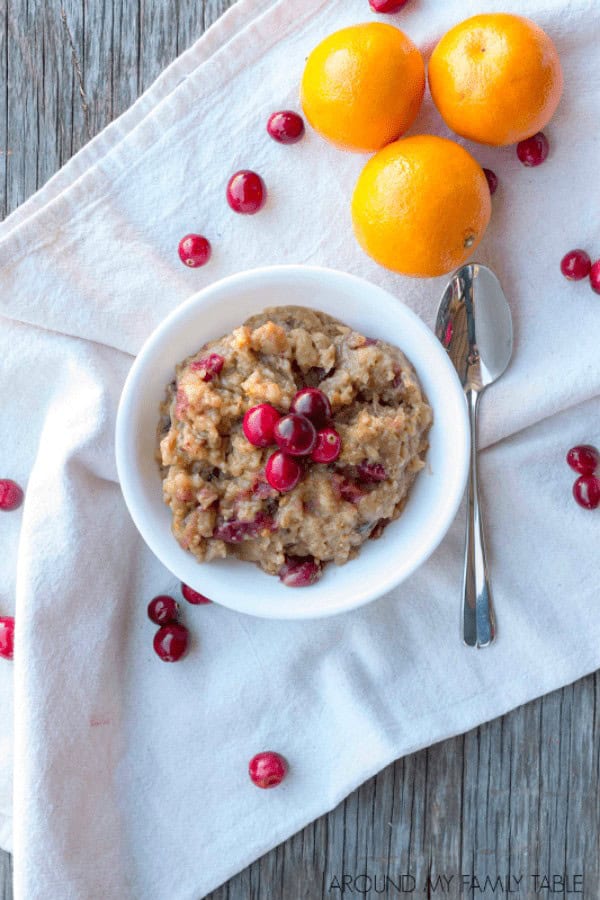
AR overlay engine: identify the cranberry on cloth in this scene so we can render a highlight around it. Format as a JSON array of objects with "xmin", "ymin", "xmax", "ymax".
[{"xmin": 0, "ymin": 0, "xmax": 599, "ymax": 897}]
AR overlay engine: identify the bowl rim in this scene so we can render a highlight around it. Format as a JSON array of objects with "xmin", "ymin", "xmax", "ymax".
[{"xmin": 115, "ymin": 264, "xmax": 469, "ymax": 619}]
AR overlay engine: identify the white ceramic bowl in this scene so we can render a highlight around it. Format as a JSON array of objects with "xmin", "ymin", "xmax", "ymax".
[{"xmin": 116, "ymin": 266, "xmax": 469, "ymax": 619}]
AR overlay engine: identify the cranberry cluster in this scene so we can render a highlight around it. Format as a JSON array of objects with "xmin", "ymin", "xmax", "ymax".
[
  {"xmin": 567, "ymin": 445, "xmax": 600, "ymax": 510},
  {"xmin": 177, "ymin": 110, "xmax": 305, "ymax": 269},
  {"xmin": 560, "ymin": 250, "xmax": 600, "ymax": 295},
  {"xmin": 147, "ymin": 586, "xmax": 288, "ymax": 786},
  {"xmin": 242, "ymin": 388, "xmax": 341, "ymax": 493},
  {"xmin": 148, "ymin": 582, "xmax": 211, "ymax": 662}
]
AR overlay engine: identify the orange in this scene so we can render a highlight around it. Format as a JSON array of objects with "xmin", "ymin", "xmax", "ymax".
[
  {"xmin": 300, "ymin": 23, "xmax": 425, "ymax": 153},
  {"xmin": 428, "ymin": 14, "xmax": 563, "ymax": 146},
  {"xmin": 351, "ymin": 136, "xmax": 491, "ymax": 278}
]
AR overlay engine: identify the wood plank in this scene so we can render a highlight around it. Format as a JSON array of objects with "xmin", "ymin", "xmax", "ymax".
[
  {"xmin": 1, "ymin": 3, "xmax": 600, "ymax": 900},
  {"xmin": 204, "ymin": 0, "xmax": 236, "ymax": 30},
  {"xmin": 0, "ymin": 852, "xmax": 11, "ymax": 900}
]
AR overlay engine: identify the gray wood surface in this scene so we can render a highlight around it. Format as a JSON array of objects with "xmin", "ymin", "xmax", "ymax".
[{"xmin": 1, "ymin": 1, "xmax": 599, "ymax": 898}]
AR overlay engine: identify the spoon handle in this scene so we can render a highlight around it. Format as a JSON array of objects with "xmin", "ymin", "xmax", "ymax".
[{"xmin": 463, "ymin": 389, "xmax": 496, "ymax": 648}]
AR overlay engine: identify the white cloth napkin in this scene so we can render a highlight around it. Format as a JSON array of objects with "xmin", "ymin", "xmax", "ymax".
[{"xmin": 1, "ymin": 0, "xmax": 599, "ymax": 896}]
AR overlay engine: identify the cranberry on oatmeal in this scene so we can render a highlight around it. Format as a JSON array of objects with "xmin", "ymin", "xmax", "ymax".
[{"xmin": 157, "ymin": 306, "xmax": 432, "ymax": 586}]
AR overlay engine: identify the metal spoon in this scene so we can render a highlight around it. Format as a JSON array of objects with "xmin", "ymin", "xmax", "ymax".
[{"xmin": 435, "ymin": 264, "xmax": 513, "ymax": 648}]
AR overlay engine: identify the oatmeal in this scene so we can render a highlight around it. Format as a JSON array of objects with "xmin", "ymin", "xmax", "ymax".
[{"xmin": 157, "ymin": 306, "xmax": 432, "ymax": 586}]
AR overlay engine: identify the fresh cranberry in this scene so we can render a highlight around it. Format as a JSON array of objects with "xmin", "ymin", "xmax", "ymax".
[
  {"xmin": 267, "ymin": 111, "xmax": 305, "ymax": 144},
  {"xmin": 572, "ymin": 475, "xmax": 600, "ymax": 510},
  {"xmin": 0, "ymin": 617, "xmax": 15, "ymax": 660},
  {"xmin": 279, "ymin": 556, "xmax": 322, "ymax": 587},
  {"xmin": 311, "ymin": 428, "xmax": 341, "ymax": 463},
  {"xmin": 590, "ymin": 260, "xmax": 600, "ymax": 294},
  {"xmin": 274, "ymin": 414, "xmax": 317, "ymax": 456},
  {"xmin": 148, "ymin": 595, "xmax": 179, "ymax": 624},
  {"xmin": 516, "ymin": 132, "xmax": 549, "ymax": 167},
  {"xmin": 290, "ymin": 388, "xmax": 331, "ymax": 428},
  {"xmin": 181, "ymin": 583, "xmax": 212, "ymax": 605},
  {"xmin": 213, "ymin": 512, "xmax": 275, "ymax": 543},
  {"xmin": 226, "ymin": 170, "xmax": 266, "ymax": 214},
  {"xmin": 560, "ymin": 249, "xmax": 591, "ymax": 281},
  {"xmin": 243, "ymin": 404, "xmax": 281, "ymax": 447},
  {"xmin": 369, "ymin": 0, "xmax": 409, "ymax": 11},
  {"xmin": 248, "ymin": 751, "xmax": 288, "ymax": 788},
  {"xmin": 0, "ymin": 479, "xmax": 24, "ymax": 511},
  {"xmin": 482, "ymin": 168, "xmax": 498, "ymax": 195},
  {"xmin": 190, "ymin": 353, "xmax": 224, "ymax": 382},
  {"xmin": 153, "ymin": 623, "xmax": 189, "ymax": 661},
  {"xmin": 357, "ymin": 461, "xmax": 388, "ymax": 483},
  {"xmin": 265, "ymin": 451, "xmax": 302, "ymax": 493},
  {"xmin": 566, "ymin": 445, "xmax": 599, "ymax": 475},
  {"xmin": 177, "ymin": 234, "xmax": 211, "ymax": 268}
]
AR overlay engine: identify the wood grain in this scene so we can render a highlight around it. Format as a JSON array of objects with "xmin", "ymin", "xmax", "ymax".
[{"xmin": 1, "ymin": 2, "xmax": 599, "ymax": 898}]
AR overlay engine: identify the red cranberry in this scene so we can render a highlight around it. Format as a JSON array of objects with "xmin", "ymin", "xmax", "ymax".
[
  {"xmin": 181, "ymin": 583, "xmax": 212, "ymax": 605},
  {"xmin": 369, "ymin": 0, "xmax": 409, "ymax": 11},
  {"xmin": 148, "ymin": 595, "xmax": 179, "ymax": 625},
  {"xmin": 567, "ymin": 445, "xmax": 599, "ymax": 475},
  {"xmin": 290, "ymin": 388, "xmax": 331, "ymax": 428},
  {"xmin": 590, "ymin": 260, "xmax": 600, "ymax": 294},
  {"xmin": 572, "ymin": 475, "xmax": 600, "ymax": 510},
  {"xmin": 267, "ymin": 111, "xmax": 305, "ymax": 144},
  {"xmin": 175, "ymin": 387, "xmax": 189, "ymax": 416},
  {"xmin": 243, "ymin": 404, "xmax": 281, "ymax": 447},
  {"xmin": 265, "ymin": 451, "xmax": 302, "ymax": 493},
  {"xmin": 0, "ymin": 617, "xmax": 15, "ymax": 660},
  {"xmin": 279, "ymin": 556, "xmax": 322, "ymax": 587},
  {"xmin": 213, "ymin": 512, "xmax": 275, "ymax": 543},
  {"xmin": 153, "ymin": 623, "xmax": 189, "ymax": 661},
  {"xmin": 274, "ymin": 414, "xmax": 317, "ymax": 456},
  {"xmin": 178, "ymin": 234, "xmax": 211, "ymax": 268},
  {"xmin": 226, "ymin": 170, "xmax": 266, "ymax": 214},
  {"xmin": 482, "ymin": 168, "xmax": 498, "ymax": 195},
  {"xmin": 516, "ymin": 132, "xmax": 549, "ymax": 167},
  {"xmin": 311, "ymin": 428, "xmax": 341, "ymax": 463},
  {"xmin": 0, "ymin": 479, "xmax": 24, "ymax": 511},
  {"xmin": 190, "ymin": 353, "xmax": 224, "ymax": 382},
  {"xmin": 333, "ymin": 475, "xmax": 365, "ymax": 504},
  {"xmin": 560, "ymin": 250, "xmax": 591, "ymax": 281},
  {"xmin": 357, "ymin": 461, "xmax": 388, "ymax": 483},
  {"xmin": 248, "ymin": 751, "xmax": 288, "ymax": 788}
]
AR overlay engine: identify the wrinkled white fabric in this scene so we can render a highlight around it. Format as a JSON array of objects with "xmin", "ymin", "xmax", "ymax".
[{"xmin": 0, "ymin": 0, "xmax": 599, "ymax": 896}]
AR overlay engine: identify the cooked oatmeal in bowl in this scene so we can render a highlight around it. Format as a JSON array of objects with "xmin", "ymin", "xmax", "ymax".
[{"xmin": 157, "ymin": 306, "xmax": 432, "ymax": 587}]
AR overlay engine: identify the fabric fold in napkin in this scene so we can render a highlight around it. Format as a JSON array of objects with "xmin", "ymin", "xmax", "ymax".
[{"xmin": 1, "ymin": 0, "xmax": 599, "ymax": 896}]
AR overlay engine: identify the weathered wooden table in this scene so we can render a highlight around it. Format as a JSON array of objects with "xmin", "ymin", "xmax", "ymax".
[{"xmin": 1, "ymin": 2, "xmax": 599, "ymax": 898}]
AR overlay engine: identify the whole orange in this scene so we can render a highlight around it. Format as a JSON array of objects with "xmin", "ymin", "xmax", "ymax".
[
  {"xmin": 300, "ymin": 23, "xmax": 425, "ymax": 153},
  {"xmin": 428, "ymin": 13, "xmax": 563, "ymax": 146},
  {"xmin": 351, "ymin": 136, "xmax": 491, "ymax": 278}
]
